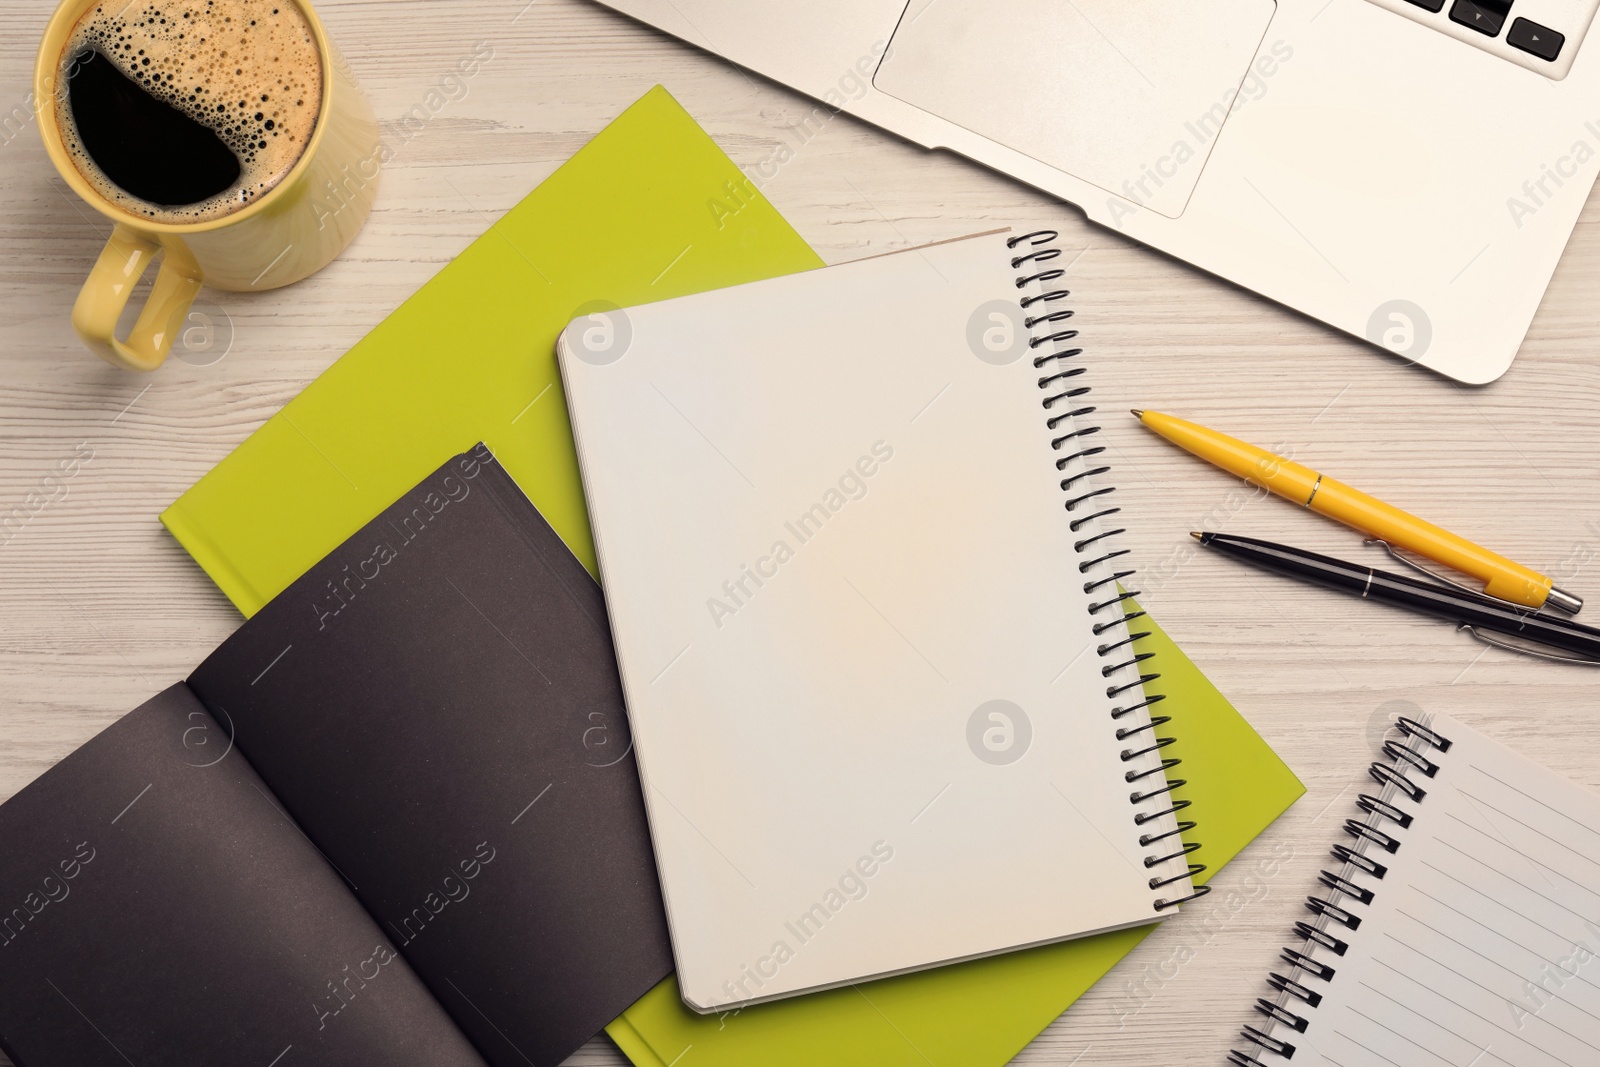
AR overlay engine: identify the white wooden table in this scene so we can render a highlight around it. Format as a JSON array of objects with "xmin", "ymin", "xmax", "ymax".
[{"xmin": 3, "ymin": 1, "xmax": 1599, "ymax": 1063}]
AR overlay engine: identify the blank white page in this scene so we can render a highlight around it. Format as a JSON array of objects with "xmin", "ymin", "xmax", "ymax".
[
  {"xmin": 1234, "ymin": 712, "xmax": 1600, "ymax": 1067},
  {"xmin": 558, "ymin": 231, "xmax": 1192, "ymax": 1012}
]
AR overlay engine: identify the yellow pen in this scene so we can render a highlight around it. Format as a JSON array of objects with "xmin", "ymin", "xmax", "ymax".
[{"xmin": 1133, "ymin": 409, "xmax": 1583, "ymax": 615}]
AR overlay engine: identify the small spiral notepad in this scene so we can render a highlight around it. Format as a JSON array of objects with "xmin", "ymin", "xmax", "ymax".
[
  {"xmin": 558, "ymin": 229, "xmax": 1204, "ymax": 1012},
  {"xmin": 1231, "ymin": 712, "xmax": 1600, "ymax": 1066}
]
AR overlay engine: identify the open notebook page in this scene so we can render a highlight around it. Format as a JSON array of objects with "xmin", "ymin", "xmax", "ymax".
[
  {"xmin": 187, "ymin": 448, "xmax": 672, "ymax": 1067},
  {"xmin": 0, "ymin": 686, "xmax": 485, "ymax": 1066},
  {"xmin": 1236, "ymin": 712, "xmax": 1600, "ymax": 1067}
]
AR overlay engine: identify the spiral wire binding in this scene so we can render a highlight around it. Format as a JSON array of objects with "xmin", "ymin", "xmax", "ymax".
[
  {"xmin": 1226, "ymin": 716, "xmax": 1455, "ymax": 1065},
  {"xmin": 1007, "ymin": 230, "xmax": 1207, "ymax": 913}
]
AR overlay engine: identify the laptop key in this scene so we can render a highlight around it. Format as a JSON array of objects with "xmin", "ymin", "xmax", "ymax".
[
  {"xmin": 1404, "ymin": 0, "xmax": 1446, "ymax": 11},
  {"xmin": 1449, "ymin": 0, "xmax": 1512, "ymax": 35},
  {"xmin": 1507, "ymin": 16, "xmax": 1564, "ymax": 59}
]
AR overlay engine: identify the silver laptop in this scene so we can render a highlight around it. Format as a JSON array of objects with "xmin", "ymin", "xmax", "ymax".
[{"xmin": 592, "ymin": 0, "xmax": 1600, "ymax": 383}]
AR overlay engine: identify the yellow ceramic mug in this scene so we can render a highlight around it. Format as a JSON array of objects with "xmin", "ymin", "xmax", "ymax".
[{"xmin": 35, "ymin": 0, "xmax": 380, "ymax": 372}]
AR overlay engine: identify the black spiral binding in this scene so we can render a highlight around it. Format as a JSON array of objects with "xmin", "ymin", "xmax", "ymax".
[
  {"xmin": 1008, "ymin": 230, "xmax": 1207, "ymax": 913},
  {"xmin": 1227, "ymin": 716, "xmax": 1455, "ymax": 1065}
]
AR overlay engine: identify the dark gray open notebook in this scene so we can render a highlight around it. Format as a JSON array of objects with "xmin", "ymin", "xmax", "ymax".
[{"xmin": 0, "ymin": 446, "xmax": 672, "ymax": 1067}]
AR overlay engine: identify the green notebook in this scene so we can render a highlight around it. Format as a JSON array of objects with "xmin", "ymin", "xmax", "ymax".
[
  {"xmin": 162, "ymin": 86, "xmax": 822, "ymax": 612},
  {"xmin": 162, "ymin": 86, "xmax": 1303, "ymax": 1066}
]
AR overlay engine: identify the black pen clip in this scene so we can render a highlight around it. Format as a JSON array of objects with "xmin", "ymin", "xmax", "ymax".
[
  {"xmin": 1363, "ymin": 539, "xmax": 1600, "ymax": 667},
  {"xmin": 1455, "ymin": 625, "xmax": 1600, "ymax": 666}
]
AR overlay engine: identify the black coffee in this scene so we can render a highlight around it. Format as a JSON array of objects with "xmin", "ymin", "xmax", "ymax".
[
  {"xmin": 56, "ymin": 1, "xmax": 323, "ymax": 224},
  {"xmin": 67, "ymin": 49, "xmax": 240, "ymax": 206}
]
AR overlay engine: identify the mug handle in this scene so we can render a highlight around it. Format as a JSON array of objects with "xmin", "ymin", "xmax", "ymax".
[{"xmin": 72, "ymin": 224, "xmax": 203, "ymax": 373}]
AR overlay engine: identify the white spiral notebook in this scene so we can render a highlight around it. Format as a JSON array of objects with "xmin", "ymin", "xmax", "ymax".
[
  {"xmin": 1231, "ymin": 712, "xmax": 1600, "ymax": 1067},
  {"xmin": 557, "ymin": 229, "xmax": 1202, "ymax": 1012}
]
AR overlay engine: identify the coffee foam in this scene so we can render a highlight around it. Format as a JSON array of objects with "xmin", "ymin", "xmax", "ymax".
[{"xmin": 58, "ymin": 0, "xmax": 323, "ymax": 223}]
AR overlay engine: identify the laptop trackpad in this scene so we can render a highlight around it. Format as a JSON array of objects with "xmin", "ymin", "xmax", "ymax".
[{"xmin": 874, "ymin": 0, "xmax": 1276, "ymax": 219}]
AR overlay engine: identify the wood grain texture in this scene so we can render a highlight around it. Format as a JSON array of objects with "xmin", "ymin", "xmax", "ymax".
[{"xmin": 3, "ymin": 1, "xmax": 1600, "ymax": 1064}]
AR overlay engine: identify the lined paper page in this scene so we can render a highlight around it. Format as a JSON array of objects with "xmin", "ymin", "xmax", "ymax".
[{"xmin": 1251, "ymin": 713, "xmax": 1600, "ymax": 1067}]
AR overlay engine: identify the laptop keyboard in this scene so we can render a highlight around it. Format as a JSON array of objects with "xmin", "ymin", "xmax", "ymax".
[
  {"xmin": 1366, "ymin": 0, "xmax": 1592, "ymax": 77},
  {"xmin": 1447, "ymin": 0, "xmax": 1513, "ymax": 37},
  {"xmin": 1505, "ymin": 15, "xmax": 1564, "ymax": 58}
]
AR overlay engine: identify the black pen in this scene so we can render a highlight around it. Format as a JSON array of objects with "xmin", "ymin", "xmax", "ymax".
[{"xmin": 1193, "ymin": 532, "xmax": 1600, "ymax": 663}]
